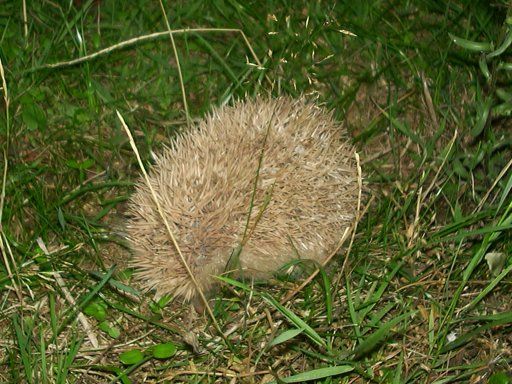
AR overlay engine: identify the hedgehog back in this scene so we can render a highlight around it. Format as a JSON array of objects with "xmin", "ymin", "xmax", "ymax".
[{"xmin": 126, "ymin": 97, "xmax": 359, "ymax": 302}]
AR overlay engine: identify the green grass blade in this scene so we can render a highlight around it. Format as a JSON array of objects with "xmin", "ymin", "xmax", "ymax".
[
  {"xmin": 449, "ymin": 33, "xmax": 494, "ymax": 52},
  {"xmin": 441, "ymin": 311, "xmax": 512, "ymax": 353},
  {"xmin": 462, "ymin": 263, "xmax": 512, "ymax": 313},
  {"xmin": 497, "ymin": 169, "xmax": 512, "ymax": 213},
  {"xmin": 39, "ymin": 326, "xmax": 48, "ymax": 384},
  {"xmin": 269, "ymin": 328, "xmax": 304, "ymax": 347},
  {"xmin": 12, "ymin": 315, "xmax": 34, "ymax": 384},
  {"xmin": 352, "ymin": 311, "xmax": 414, "ymax": 359},
  {"xmin": 345, "ymin": 278, "xmax": 361, "ymax": 341},
  {"xmin": 262, "ymin": 293, "xmax": 327, "ymax": 349},
  {"xmin": 270, "ymin": 365, "xmax": 354, "ymax": 383}
]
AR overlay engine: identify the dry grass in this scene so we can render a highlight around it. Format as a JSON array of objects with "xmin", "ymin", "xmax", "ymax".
[{"xmin": 0, "ymin": 1, "xmax": 511, "ymax": 383}]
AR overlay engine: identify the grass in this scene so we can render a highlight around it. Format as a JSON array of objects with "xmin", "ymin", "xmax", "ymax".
[{"xmin": 1, "ymin": 0, "xmax": 511, "ymax": 382}]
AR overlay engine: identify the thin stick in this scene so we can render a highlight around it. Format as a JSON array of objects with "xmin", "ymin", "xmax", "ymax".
[
  {"xmin": 280, "ymin": 227, "xmax": 350, "ymax": 305},
  {"xmin": 407, "ymin": 185, "xmax": 423, "ymax": 249},
  {"xmin": 37, "ymin": 238, "xmax": 100, "ymax": 348},
  {"xmin": 473, "ymin": 156, "xmax": 512, "ymax": 214},
  {"xmin": 164, "ymin": 369, "xmax": 271, "ymax": 380},
  {"xmin": 226, "ymin": 202, "xmax": 374, "ymax": 339},
  {"xmin": 0, "ymin": 58, "xmax": 9, "ymax": 223},
  {"xmin": 0, "ymin": 59, "xmax": 23, "ymax": 304},
  {"xmin": 421, "ymin": 71, "xmax": 438, "ymax": 129},
  {"xmin": 158, "ymin": 0, "xmax": 191, "ymax": 127},
  {"xmin": 421, "ymin": 129, "xmax": 458, "ymax": 203},
  {"xmin": 340, "ymin": 152, "xmax": 363, "ymax": 279},
  {"xmin": 225, "ymin": 152, "xmax": 368, "ymax": 336},
  {"xmin": 0, "ymin": 234, "xmax": 23, "ymax": 304},
  {"xmin": 116, "ymin": 111, "xmax": 223, "ymax": 337},
  {"xmin": 22, "ymin": 0, "xmax": 28, "ymax": 39},
  {"xmin": 27, "ymin": 28, "xmax": 263, "ymax": 73}
]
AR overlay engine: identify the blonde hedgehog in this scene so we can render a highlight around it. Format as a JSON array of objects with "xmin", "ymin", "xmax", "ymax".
[{"xmin": 126, "ymin": 97, "xmax": 361, "ymax": 305}]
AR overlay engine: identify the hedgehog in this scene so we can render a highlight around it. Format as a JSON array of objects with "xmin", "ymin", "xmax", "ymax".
[{"xmin": 125, "ymin": 96, "xmax": 361, "ymax": 306}]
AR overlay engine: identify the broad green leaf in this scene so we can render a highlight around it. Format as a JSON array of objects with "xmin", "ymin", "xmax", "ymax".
[
  {"xmin": 98, "ymin": 321, "xmax": 120, "ymax": 339},
  {"xmin": 488, "ymin": 371, "xmax": 510, "ymax": 384},
  {"xmin": 107, "ymin": 326, "xmax": 120, "ymax": 339},
  {"xmin": 151, "ymin": 343, "xmax": 177, "ymax": 359},
  {"xmin": 91, "ymin": 79, "xmax": 114, "ymax": 103},
  {"xmin": 119, "ymin": 349, "xmax": 144, "ymax": 365},
  {"xmin": 66, "ymin": 158, "xmax": 95, "ymax": 170},
  {"xmin": 83, "ymin": 302, "xmax": 107, "ymax": 321},
  {"xmin": 21, "ymin": 103, "xmax": 46, "ymax": 131},
  {"xmin": 98, "ymin": 321, "xmax": 110, "ymax": 333}
]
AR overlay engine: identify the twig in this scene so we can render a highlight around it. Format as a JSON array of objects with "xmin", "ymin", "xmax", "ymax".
[
  {"xmin": 473, "ymin": 156, "xmax": 512, "ymax": 214},
  {"xmin": 226, "ymin": 153, "xmax": 370, "ymax": 336},
  {"xmin": 0, "ymin": 234, "xmax": 23, "ymax": 304},
  {"xmin": 116, "ymin": 111, "xmax": 223, "ymax": 339},
  {"xmin": 22, "ymin": 0, "xmax": 28, "ymax": 39},
  {"xmin": 164, "ymin": 369, "xmax": 271, "ymax": 380},
  {"xmin": 340, "ymin": 152, "xmax": 364, "ymax": 278},
  {"xmin": 0, "ymin": 58, "xmax": 24, "ymax": 304},
  {"xmin": 421, "ymin": 129, "xmax": 458, "ymax": 203},
  {"xmin": 158, "ymin": 0, "xmax": 191, "ymax": 127},
  {"xmin": 421, "ymin": 71, "xmax": 439, "ymax": 129},
  {"xmin": 281, "ymin": 227, "xmax": 351, "ymax": 305},
  {"xmin": 0, "ymin": 58, "xmax": 9, "ymax": 226},
  {"xmin": 37, "ymin": 238, "xmax": 100, "ymax": 348},
  {"xmin": 27, "ymin": 28, "xmax": 263, "ymax": 73},
  {"xmin": 407, "ymin": 185, "xmax": 423, "ymax": 249}
]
